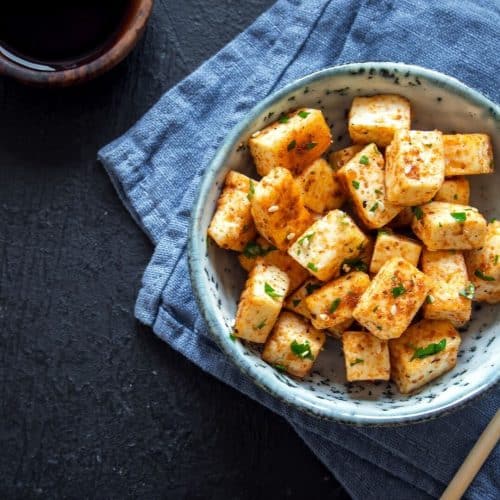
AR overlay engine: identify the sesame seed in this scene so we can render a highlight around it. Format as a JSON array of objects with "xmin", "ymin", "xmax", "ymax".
[
  {"xmin": 251, "ymin": 131, "xmax": 260, "ymax": 138},
  {"xmin": 286, "ymin": 232, "xmax": 295, "ymax": 240},
  {"xmin": 404, "ymin": 165, "xmax": 412, "ymax": 175},
  {"xmin": 268, "ymin": 205, "xmax": 279, "ymax": 213},
  {"xmin": 319, "ymin": 313, "xmax": 329, "ymax": 321},
  {"xmin": 342, "ymin": 264, "xmax": 351, "ymax": 273},
  {"xmin": 390, "ymin": 304, "xmax": 397, "ymax": 315}
]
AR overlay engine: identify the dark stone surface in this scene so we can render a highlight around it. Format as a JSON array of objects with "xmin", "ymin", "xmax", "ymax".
[{"xmin": 0, "ymin": 1, "xmax": 350, "ymax": 498}]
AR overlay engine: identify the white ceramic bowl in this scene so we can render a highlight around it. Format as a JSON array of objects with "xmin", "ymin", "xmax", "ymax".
[{"xmin": 189, "ymin": 62, "xmax": 500, "ymax": 425}]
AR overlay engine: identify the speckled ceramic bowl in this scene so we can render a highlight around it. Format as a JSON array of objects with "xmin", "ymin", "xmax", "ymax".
[{"xmin": 189, "ymin": 62, "xmax": 499, "ymax": 425}]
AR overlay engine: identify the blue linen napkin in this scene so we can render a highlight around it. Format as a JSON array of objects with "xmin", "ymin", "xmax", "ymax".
[{"xmin": 98, "ymin": 1, "xmax": 500, "ymax": 498}]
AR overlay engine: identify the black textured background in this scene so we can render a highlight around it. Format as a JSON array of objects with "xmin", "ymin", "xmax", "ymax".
[{"xmin": 0, "ymin": 1, "xmax": 351, "ymax": 499}]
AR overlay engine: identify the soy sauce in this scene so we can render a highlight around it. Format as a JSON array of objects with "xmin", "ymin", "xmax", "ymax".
[{"xmin": 0, "ymin": 1, "xmax": 132, "ymax": 71}]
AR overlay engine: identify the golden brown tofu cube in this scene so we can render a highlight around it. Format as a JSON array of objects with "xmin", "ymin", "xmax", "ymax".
[
  {"xmin": 295, "ymin": 158, "xmax": 346, "ymax": 213},
  {"xmin": 248, "ymin": 108, "xmax": 332, "ymax": 176},
  {"xmin": 238, "ymin": 237, "xmax": 309, "ymax": 294},
  {"xmin": 385, "ymin": 129, "xmax": 445, "ymax": 206},
  {"xmin": 337, "ymin": 143, "xmax": 402, "ymax": 229},
  {"xmin": 389, "ymin": 319, "xmax": 461, "ymax": 393},
  {"xmin": 348, "ymin": 94, "xmax": 411, "ymax": 147},
  {"xmin": 389, "ymin": 207, "xmax": 414, "ymax": 228},
  {"xmin": 328, "ymin": 144, "xmax": 364, "ymax": 170},
  {"xmin": 262, "ymin": 311, "xmax": 325, "ymax": 377},
  {"xmin": 411, "ymin": 201, "xmax": 487, "ymax": 251},
  {"xmin": 421, "ymin": 249, "xmax": 472, "ymax": 327},
  {"xmin": 443, "ymin": 134, "xmax": 494, "ymax": 176},
  {"xmin": 342, "ymin": 332, "xmax": 390, "ymax": 381},
  {"xmin": 207, "ymin": 171, "xmax": 257, "ymax": 251},
  {"xmin": 370, "ymin": 230, "xmax": 422, "ymax": 274},
  {"xmin": 465, "ymin": 220, "xmax": 500, "ymax": 303},
  {"xmin": 284, "ymin": 279, "xmax": 322, "ymax": 319},
  {"xmin": 305, "ymin": 271, "xmax": 370, "ymax": 330},
  {"xmin": 251, "ymin": 167, "xmax": 313, "ymax": 251},
  {"xmin": 433, "ymin": 176, "xmax": 470, "ymax": 204},
  {"xmin": 353, "ymin": 257, "xmax": 430, "ymax": 340},
  {"xmin": 234, "ymin": 263, "xmax": 289, "ymax": 343},
  {"xmin": 288, "ymin": 210, "xmax": 368, "ymax": 281}
]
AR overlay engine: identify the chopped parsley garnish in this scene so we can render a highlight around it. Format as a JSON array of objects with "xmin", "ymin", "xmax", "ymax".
[
  {"xmin": 495, "ymin": 255, "xmax": 499, "ymax": 265},
  {"xmin": 247, "ymin": 179, "xmax": 255, "ymax": 201},
  {"xmin": 264, "ymin": 282, "xmax": 282, "ymax": 299},
  {"xmin": 474, "ymin": 269, "xmax": 495, "ymax": 281},
  {"xmin": 329, "ymin": 298, "xmax": 341, "ymax": 314},
  {"xmin": 392, "ymin": 284, "xmax": 406, "ymax": 298},
  {"xmin": 490, "ymin": 218, "xmax": 498, "ymax": 224},
  {"xmin": 459, "ymin": 283, "xmax": 475, "ymax": 300},
  {"xmin": 352, "ymin": 180, "xmax": 360, "ymax": 190},
  {"xmin": 229, "ymin": 333, "xmax": 236, "ymax": 341},
  {"xmin": 425, "ymin": 294, "xmax": 435, "ymax": 304},
  {"xmin": 292, "ymin": 299, "xmax": 301, "ymax": 307},
  {"xmin": 411, "ymin": 339, "xmax": 446, "ymax": 360},
  {"xmin": 350, "ymin": 358, "xmax": 364, "ymax": 366},
  {"xmin": 298, "ymin": 232, "xmax": 315, "ymax": 245},
  {"xmin": 359, "ymin": 155, "xmax": 369, "ymax": 165},
  {"xmin": 342, "ymin": 258, "xmax": 368, "ymax": 272},
  {"xmin": 274, "ymin": 364, "xmax": 287, "ymax": 372},
  {"xmin": 278, "ymin": 115, "xmax": 289, "ymax": 124},
  {"xmin": 243, "ymin": 241, "xmax": 276, "ymax": 258},
  {"xmin": 378, "ymin": 229, "xmax": 390, "ymax": 235},
  {"xmin": 305, "ymin": 283, "xmax": 321, "ymax": 295},
  {"xmin": 305, "ymin": 142, "xmax": 317, "ymax": 150},
  {"xmin": 287, "ymin": 139, "xmax": 297, "ymax": 151},
  {"xmin": 307, "ymin": 262, "xmax": 319, "ymax": 272},
  {"xmin": 375, "ymin": 188, "xmax": 383, "ymax": 195},
  {"xmin": 412, "ymin": 206, "xmax": 423, "ymax": 220},
  {"xmin": 290, "ymin": 340, "xmax": 314, "ymax": 360},
  {"xmin": 369, "ymin": 202, "xmax": 379, "ymax": 212},
  {"xmin": 256, "ymin": 319, "xmax": 267, "ymax": 330},
  {"xmin": 451, "ymin": 212, "xmax": 467, "ymax": 222},
  {"xmin": 298, "ymin": 110, "xmax": 310, "ymax": 119}
]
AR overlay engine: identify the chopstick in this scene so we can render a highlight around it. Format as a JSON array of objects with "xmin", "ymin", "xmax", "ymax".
[{"xmin": 440, "ymin": 409, "xmax": 500, "ymax": 500}]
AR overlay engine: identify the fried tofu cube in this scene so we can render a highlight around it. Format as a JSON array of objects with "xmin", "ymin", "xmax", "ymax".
[
  {"xmin": 389, "ymin": 319, "xmax": 461, "ymax": 393},
  {"xmin": 328, "ymin": 144, "xmax": 364, "ymax": 170},
  {"xmin": 348, "ymin": 94, "xmax": 411, "ymax": 147},
  {"xmin": 248, "ymin": 108, "xmax": 332, "ymax": 176},
  {"xmin": 342, "ymin": 332, "xmax": 390, "ymax": 381},
  {"xmin": 337, "ymin": 143, "xmax": 402, "ymax": 229},
  {"xmin": 234, "ymin": 263, "xmax": 289, "ymax": 343},
  {"xmin": 353, "ymin": 257, "xmax": 430, "ymax": 340},
  {"xmin": 262, "ymin": 311, "xmax": 325, "ymax": 377},
  {"xmin": 465, "ymin": 220, "xmax": 500, "ymax": 303},
  {"xmin": 251, "ymin": 167, "xmax": 313, "ymax": 251},
  {"xmin": 389, "ymin": 207, "xmax": 414, "ymax": 228},
  {"xmin": 239, "ymin": 237, "xmax": 309, "ymax": 294},
  {"xmin": 411, "ymin": 201, "xmax": 487, "ymax": 250},
  {"xmin": 443, "ymin": 134, "xmax": 494, "ymax": 176},
  {"xmin": 305, "ymin": 271, "xmax": 371, "ymax": 330},
  {"xmin": 288, "ymin": 210, "xmax": 368, "ymax": 281},
  {"xmin": 385, "ymin": 129, "xmax": 445, "ymax": 206},
  {"xmin": 295, "ymin": 158, "xmax": 346, "ymax": 213},
  {"xmin": 207, "ymin": 171, "xmax": 257, "ymax": 251},
  {"xmin": 370, "ymin": 230, "xmax": 422, "ymax": 274},
  {"xmin": 434, "ymin": 176, "xmax": 470, "ymax": 204},
  {"xmin": 284, "ymin": 279, "xmax": 322, "ymax": 319},
  {"xmin": 421, "ymin": 249, "xmax": 472, "ymax": 327}
]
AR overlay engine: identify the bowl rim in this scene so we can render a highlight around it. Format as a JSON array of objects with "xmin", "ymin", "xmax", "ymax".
[{"xmin": 189, "ymin": 61, "xmax": 500, "ymax": 426}]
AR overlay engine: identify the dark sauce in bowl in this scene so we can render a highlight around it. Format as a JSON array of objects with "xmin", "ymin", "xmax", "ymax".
[{"xmin": 0, "ymin": 1, "xmax": 132, "ymax": 72}]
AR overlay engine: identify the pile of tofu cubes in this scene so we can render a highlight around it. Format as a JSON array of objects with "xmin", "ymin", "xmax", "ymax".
[{"xmin": 208, "ymin": 94, "xmax": 498, "ymax": 394}]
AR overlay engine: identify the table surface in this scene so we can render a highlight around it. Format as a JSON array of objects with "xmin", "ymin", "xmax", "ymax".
[{"xmin": 0, "ymin": 1, "xmax": 351, "ymax": 499}]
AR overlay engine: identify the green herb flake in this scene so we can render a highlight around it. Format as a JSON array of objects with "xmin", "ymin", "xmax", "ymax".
[
  {"xmin": 287, "ymin": 139, "xmax": 297, "ymax": 151},
  {"xmin": 274, "ymin": 364, "xmax": 287, "ymax": 372},
  {"xmin": 411, "ymin": 339, "xmax": 446, "ymax": 360},
  {"xmin": 369, "ymin": 202, "xmax": 379, "ymax": 212},
  {"xmin": 243, "ymin": 241, "xmax": 276, "ymax": 258},
  {"xmin": 350, "ymin": 358, "xmax": 364, "ymax": 366},
  {"xmin": 490, "ymin": 218, "xmax": 498, "ymax": 224},
  {"xmin": 256, "ymin": 319, "xmax": 267, "ymax": 330},
  {"xmin": 375, "ymin": 188, "xmax": 383, "ymax": 196},
  {"xmin": 247, "ymin": 179, "xmax": 255, "ymax": 201},
  {"xmin": 292, "ymin": 299, "xmax": 301, "ymax": 307},
  {"xmin": 305, "ymin": 283, "xmax": 321, "ymax": 295},
  {"xmin": 425, "ymin": 294, "xmax": 434, "ymax": 304},
  {"xmin": 298, "ymin": 110, "xmax": 310, "ymax": 119},
  {"xmin": 329, "ymin": 298, "xmax": 341, "ymax": 314},
  {"xmin": 264, "ymin": 282, "xmax": 283, "ymax": 300},
  {"xmin": 412, "ymin": 206, "xmax": 424, "ymax": 220},
  {"xmin": 278, "ymin": 115, "xmax": 290, "ymax": 124},
  {"xmin": 495, "ymin": 255, "xmax": 499, "ymax": 265},
  {"xmin": 290, "ymin": 339, "xmax": 314, "ymax": 360},
  {"xmin": 378, "ymin": 229, "xmax": 390, "ymax": 235},
  {"xmin": 359, "ymin": 155, "xmax": 369, "ymax": 165},
  {"xmin": 352, "ymin": 180, "xmax": 360, "ymax": 190},
  {"xmin": 298, "ymin": 232, "xmax": 315, "ymax": 246},
  {"xmin": 229, "ymin": 333, "xmax": 236, "ymax": 341},
  {"xmin": 451, "ymin": 211, "xmax": 467, "ymax": 223},
  {"xmin": 453, "ymin": 194, "xmax": 458, "ymax": 200},
  {"xmin": 474, "ymin": 269, "xmax": 495, "ymax": 281},
  {"xmin": 307, "ymin": 262, "xmax": 319, "ymax": 272},
  {"xmin": 305, "ymin": 142, "xmax": 317, "ymax": 150},
  {"xmin": 459, "ymin": 283, "xmax": 475, "ymax": 300},
  {"xmin": 392, "ymin": 284, "xmax": 406, "ymax": 298},
  {"xmin": 342, "ymin": 258, "xmax": 368, "ymax": 272}
]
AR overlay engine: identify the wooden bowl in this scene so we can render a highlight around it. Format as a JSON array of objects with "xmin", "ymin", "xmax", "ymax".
[{"xmin": 0, "ymin": 0, "xmax": 154, "ymax": 87}]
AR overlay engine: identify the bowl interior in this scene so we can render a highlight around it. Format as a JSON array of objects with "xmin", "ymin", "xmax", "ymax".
[{"xmin": 190, "ymin": 63, "xmax": 500, "ymax": 424}]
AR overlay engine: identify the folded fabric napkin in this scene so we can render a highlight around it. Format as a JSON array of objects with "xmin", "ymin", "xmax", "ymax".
[{"xmin": 99, "ymin": 1, "xmax": 500, "ymax": 498}]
